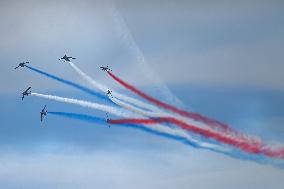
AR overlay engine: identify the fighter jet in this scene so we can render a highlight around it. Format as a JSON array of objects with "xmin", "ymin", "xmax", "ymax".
[
  {"xmin": 59, "ymin": 54, "xmax": 76, "ymax": 62},
  {"xmin": 15, "ymin": 61, "xmax": 29, "ymax": 69},
  {"xmin": 100, "ymin": 66, "xmax": 112, "ymax": 72},
  {"xmin": 22, "ymin": 87, "xmax": 31, "ymax": 100},
  {"xmin": 107, "ymin": 90, "xmax": 113, "ymax": 98},
  {"xmin": 106, "ymin": 113, "xmax": 111, "ymax": 128},
  {"xmin": 40, "ymin": 105, "xmax": 47, "ymax": 122}
]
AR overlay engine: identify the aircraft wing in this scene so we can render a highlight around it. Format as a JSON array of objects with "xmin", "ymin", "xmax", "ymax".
[{"xmin": 26, "ymin": 87, "xmax": 31, "ymax": 92}]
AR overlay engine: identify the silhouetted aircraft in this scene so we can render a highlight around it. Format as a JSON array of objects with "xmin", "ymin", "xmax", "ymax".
[
  {"xmin": 100, "ymin": 66, "xmax": 112, "ymax": 72},
  {"xmin": 107, "ymin": 90, "xmax": 112, "ymax": 95},
  {"xmin": 106, "ymin": 113, "xmax": 110, "ymax": 128},
  {"xmin": 22, "ymin": 87, "xmax": 31, "ymax": 100},
  {"xmin": 59, "ymin": 55, "xmax": 76, "ymax": 62},
  {"xmin": 15, "ymin": 61, "xmax": 29, "ymax": 69},
  {"xmin": 40, "ymin": 105, "xmax": 47, "ymax": 122}
]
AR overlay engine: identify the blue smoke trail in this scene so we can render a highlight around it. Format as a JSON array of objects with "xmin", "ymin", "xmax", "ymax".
[
  {"xmin": 26, "ymin": 66, "xmax": 111, "ymax": 103},
  {"xmin": 48, "ymin": 112, "xmax": 209, "ymax": 150},
  {"xmin": 49, "ymin": 111, "xmax": 106, "ymax": 124},
  {"xmin": 48, "ymin": 111, "xmax": 284, "ymax": 168},
  {"xmin": 48, "ymin": 112, "xmax": 227, "ymax": 155}
]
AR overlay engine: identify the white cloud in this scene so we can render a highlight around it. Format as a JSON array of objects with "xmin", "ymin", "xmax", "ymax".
[{"xmin": 0, "ymin": 149, "xmax": 284, "ymax": 189}]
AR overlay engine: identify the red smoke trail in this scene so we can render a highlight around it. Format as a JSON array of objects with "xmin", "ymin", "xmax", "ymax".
[
  {"xmin": 107, "ymin": 71, "xmax": 237, "ymax": 132},
  {"xmin": 108, "ymin": 118, "xmax": 284, "ymax": 160},
  {"xmin": 107, "ymin": 71, "xmax": 266, "ymax": 151}
]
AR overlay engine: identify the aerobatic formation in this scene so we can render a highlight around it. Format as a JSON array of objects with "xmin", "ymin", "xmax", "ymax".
[{"xmin": 15, "ymin": 55, "xmax": 284, "ymax": 168}]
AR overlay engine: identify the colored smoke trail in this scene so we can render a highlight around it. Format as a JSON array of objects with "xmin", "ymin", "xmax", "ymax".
[
  {"xmin": 48, "ymin": 111, "xmax": 230, "ymax": 155},
  {"xmin": 48, "ymin": 112, "xmax": 284, "ymax": 168},
  {"xmin": 108, "ymin": 95, "xmax": 231, "ymax": 149},
  {"xmin": 26, "ymin": 63, "xmax": 284, "ymax": 167},
  {"xmin": 31, "ymin": 93, "xmax": 227, "ymax": 153},
  {"xmin": 48, "ymin": 111, "xmax": 106, "ymax": 124},
  {"xmin": 108, "ymin": 72, "xmax": 266, "ymax": 150},
  {"xmin": 108, "ymin": 118, "xmax": 284, "ymax": 160},
  {"xmin": 107, "ymin": 71, "xmax": 237, "ymax": 132},
  {"xmin": 68, "ymin": 61, "xmax": 162, "ymax": 112},
  {"xmin": 26, "ymin": 65, "xmax": 110, "ymax": 102},
  {"xmin": 109, "ymin": 95, "xmax": 263, "ymax": 149},
  {"xmin": 31, "ymin": 92, "xmax": 134, "ymax": 117}
]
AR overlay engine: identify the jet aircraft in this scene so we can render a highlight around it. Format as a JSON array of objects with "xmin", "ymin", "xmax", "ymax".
[
  {"xmin": 106, "ymin": 113, "xmax": 111, "ymax": 128},
  {"xmin": 100, "ymin": 66, "xmax": 112, "ymax": 72},
  {"xmin": 59, "ymin": 55, "xmax": 76, "ymax": 62},
  {"xmin": 40, "ymin": 105, "xmax": 47, "ymax": 122},
  {"xmin": 15, "ymin": 61, "xmax": 29, "ymax": 69},
  {"xmin": 22, "ymin": 87, "xmax": 31, "ymax": 100}
]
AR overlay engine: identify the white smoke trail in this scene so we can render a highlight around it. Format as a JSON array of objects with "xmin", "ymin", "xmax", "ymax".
[
  {"xmin": 69, "ymin": 61, "xmax": 162, "ymax": 112},
  {"xmin": 68, "ymin": 62, "xmax": 108, "ymax": 92},
  {"xmin": 110, "ymin": 5, "xmax": 187, "ymax": 109},
  {"xmin": 31, "ymin": 92, "xmax": 135, "ymax": 118},
  {"xmin": 31, "ymin": 92, "xmax": 228, "ymax": 152},
  {"xmin": 109, "ymin": 94, "xmax": 165, "ymax": 117}
]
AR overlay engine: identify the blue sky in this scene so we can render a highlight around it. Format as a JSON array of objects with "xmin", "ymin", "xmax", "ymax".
[{"xmin": 1, "ymin": 0, "xmax": 284, "ymax": 188}]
